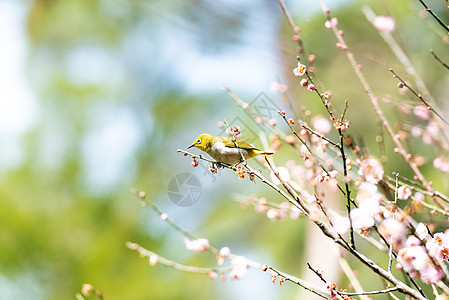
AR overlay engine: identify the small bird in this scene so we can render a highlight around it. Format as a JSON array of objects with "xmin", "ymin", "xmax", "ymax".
[{"xmin": 188, "ymin": 133, "xmax": 274, "ymax": 165}]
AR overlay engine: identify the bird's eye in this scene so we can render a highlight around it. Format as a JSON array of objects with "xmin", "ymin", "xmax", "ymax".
[{"xmin": 196, "ymin": 139, "xmax": 201, "ymax": 144}]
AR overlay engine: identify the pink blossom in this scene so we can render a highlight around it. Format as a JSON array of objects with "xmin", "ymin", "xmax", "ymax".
[
  {"xmin": 398, "ymin": 244, "xmax": 428, "ymax": 272},
  {"xmin": 373, "ymin": 16, "xmax": 395, "ymax": 32},
  {"xmin": 315, "ymin": 173, "xmax": 325, "ymax": 183},
  {"xmin": 149, "ymin": 255, "xmax": 159, "ymax": 265},
  {"xmin": 307, "ymin": 84, "xmax": 316, "ymax": 91},
  {"xmin": 398, "ymin": 185, "xmax": 412, "ymax": 200},
  {"xmin": 398, "ymin": 102, "xmax": 411, "ymax": 114},
  {"xmin": 289, "ymin": 206, "xmax": 302, "ymax": 220},
  {"xmin": 406, "ymin": 235, "xmax": 421, "ymax": 247},
  {"xmin": 411, "ymin": 126, "xmax": 422, "ymax": 137},
  {"xmin": 266, "ymin": 208, "xmax": 286, "ymax": 220},
  {"xmin": 416, "ymin": 223, "xmax": 428, "ymax": 240},
  {"xmin": 266, "ymin": 208, "xmax": 278, "ymax": 220},
  {"xmin": 300, "ymin": 78, "xmax": 308, "ymax": 87},
  {"xmin": 270, "ymin": 167, "xmax": 291, "ymax": 185},
  {"xmin": 421, "ymin": 266, "xmax": 443, "ymax": 284},
  {"xmin": 312, "ymin": 116, "xmax": 332, "ymax": 135},
  {"xmin": 326, "ymin": 282, "xmax": 338, "ymax": 299},
  {"xmin": 329, "ymin": 289, "xmax": 338, "ymax": 299},
  {"xmin": 255, "ymin": 203, "xmax": 268, "ymax": 214},
  {"xmin": 329, "ymin": 170, "xmax": 338, "ymax": 178},
  {"xmin": 219, "ymin": 247, "xmax": 231, "ymax": 257},
  {"xmin": 414, "ymin": 192, "xmax": 425, "ymax": 202},
  {"xmin": 208, "ymin": 271, "xmax": 218, "ymax": 280},
  {"xmin": 426, "ymin": 122, "xmax": 439, "ymax": 135},
  {"xmin": 382, "ymin": 94, "xmax": 392, "ymax": 103},
  {"xmin": 358, "ymin": 157, "xmax": 384, "ymax": 184},
  {"xmin": 293, "ymin": 62, "xmax": 307, "ymax": 76},
  {"xmin": 184, "ymin": 238, "xmax": 210, "ymax": 253},
  {"xmin": 280, "ymin": 201, "xmax": 290, "ymax": 212},
  {"xmin": 413, "ymin": 105, "xmax": 430, "ymax": 120},
  {"xmin": 331, "ymin": 215, "xmax": 350, "ymax": 234},
  {"xmin": 216, "ymin": 256, "xmax": 224, "ymax": 266},
  {"xmin": 323, "ymin": 90, "xmax": 332, "ymax": 100},
  {"xmin": 378, "ymin": 218, "xmax": 407, "ymax": 248},
  {"xmin": 191, "ymin": 159, "xmax": 199, "ymax": 167},
  {"xmin": 428, "ymin": 233, "xmax": 449, "ymax": 262},
  {"xmin": 325, "ymin": 17, "xmax": 338, "ymax": 29},
  {"xmin": 350, "ymin": 207, "xmax": 375, "ymax": 229},
  {"xmin": 397, "ymin": 243, "xmax": 443, "ymax": 283},
  {"xmin": 358, "ymin": 197, "xmax": 380, "ymax": 217},
  {"xmin": 81, "ymin": 284, "xmax": 94, "ymax": 297},
  {"xmin": 255, "ymin": 197, "xmax": 268, "ymax": 214},
  {"xmin": 308, "ymin": 54, "xmax": 315, "ymax": 63},
  {"xmin": 437, "ymin": 246, "xmax": 449, "ymax": 261},
  {"xmin": 356, "ymin": 182, "xmax": 381, "ymax": 205},
  {"xmin": 225, "ymin": 126, "xmax": 241, "ymax": 139},
  {"xmin": 422, "ymin": 133, "xmax": 433, "ymax": 145},
  {"xmin": 229, "ymin": 257, "xmax": 248, "ymax": 280},
  {"xmin": 434, "ymin": 156, "xmax": 449, "ymax": 173}
]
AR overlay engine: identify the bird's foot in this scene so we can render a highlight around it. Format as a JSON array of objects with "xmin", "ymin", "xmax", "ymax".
[{"xmin": 215, "ymin": 161, "xmax": 231, "ymax": 169}]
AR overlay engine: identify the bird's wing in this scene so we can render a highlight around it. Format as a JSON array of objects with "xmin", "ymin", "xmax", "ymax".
[{"xmin": 218, "ymin": 136, "xmax": 259, "ymax": 150}]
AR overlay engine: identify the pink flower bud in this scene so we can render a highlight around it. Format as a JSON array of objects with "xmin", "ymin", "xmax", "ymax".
[
  {"xmin": 219, "ymin": 247, "xmax": 231, "ymax": 257},
  {"xmin": 208, "ymin": 271, "xmax": 218, "ymax": 280},
  {"xmin": 307, "ymin": 84, "xmax": 316, "ymax": 91}
]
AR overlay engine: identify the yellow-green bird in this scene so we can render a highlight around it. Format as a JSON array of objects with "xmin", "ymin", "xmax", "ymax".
[{"xmin": 188, "ymin": 133, "xmax": 274, "ymax": 165}]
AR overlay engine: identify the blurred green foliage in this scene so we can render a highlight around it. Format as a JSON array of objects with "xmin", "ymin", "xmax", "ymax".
[{"xmin": 1, "ymin": 0, "xmax": 448, "ymax": 299}]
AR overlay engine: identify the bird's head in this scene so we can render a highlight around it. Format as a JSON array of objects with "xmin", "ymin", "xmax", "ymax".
[{"xmin": 188, "ymin": 133, "xmax": 215, "ymax": 152}]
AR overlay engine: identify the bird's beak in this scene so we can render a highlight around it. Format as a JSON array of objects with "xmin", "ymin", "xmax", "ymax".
[{"xmin": 187, "ymin": 143, "xmax": 195, "ymax": 149}]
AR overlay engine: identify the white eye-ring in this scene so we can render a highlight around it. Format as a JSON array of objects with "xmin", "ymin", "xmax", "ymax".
[{"xmin": 197, "ymin": 139, "xmax": 201, "ymax": 144}]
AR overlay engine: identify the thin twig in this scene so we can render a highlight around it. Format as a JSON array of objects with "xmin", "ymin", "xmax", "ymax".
[
  {"xmin": 340, "ymin": 287, "xmax": 399, "ymax": 296},
  {"xmin": 299, "ymin": 123, "xmax": 339, "ymax": 148},
  {"xmin": 337, "ymin": 127, "xmax": 355, "ymax": 249},
  {"xmin": 126, "ymin": 242, "xmax": 230, "ymax": 274},
  {"xmin": 389, "ymin": 68, "xmax": 449, "ymax": 126},
  {"xmin": 388, "ymin": 173, "xmax": 399, "ymax": 273},
  {"xmin": 133, "ymin": 189, "xmax": 198, "ymax": 241},
  {"xmin": 267, "ymin": 266, "xmax": 331, "ymax": 299},
  {"xmin": 277, "ymin": 0, "xmax": 307, "ymax": 56},
  {"xmin": 417, "ymin": 0, "xmax": 449, "ymax": 33},
  {"xmin": 430, "ymin": 50, "xmax": 449, "ymax": 70}
]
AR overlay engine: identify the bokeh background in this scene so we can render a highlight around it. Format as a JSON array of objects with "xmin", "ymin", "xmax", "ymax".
[{"xmin": 1, "ymin": 0, "xmax": 448, "ymax": 299}]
